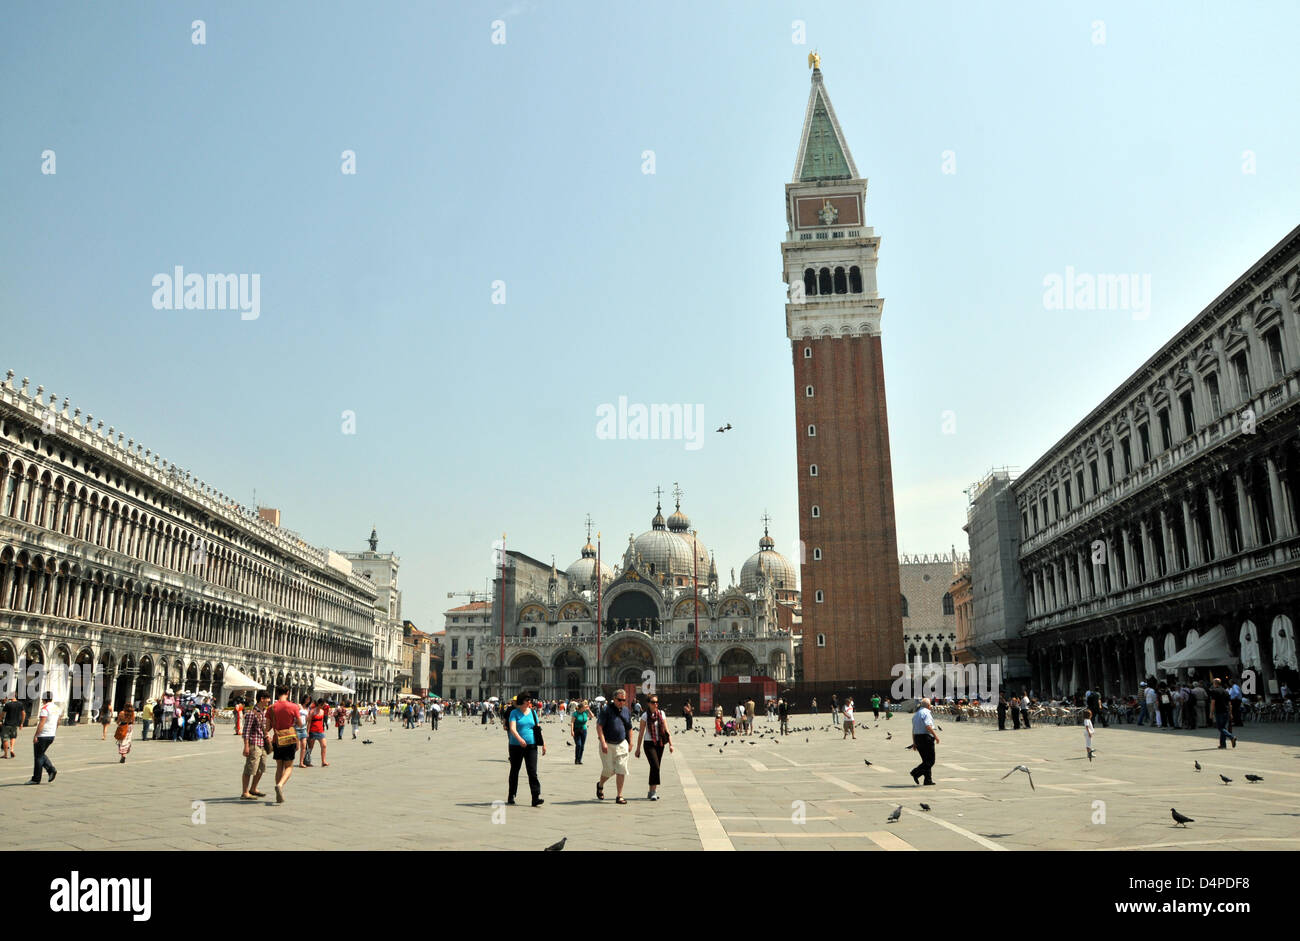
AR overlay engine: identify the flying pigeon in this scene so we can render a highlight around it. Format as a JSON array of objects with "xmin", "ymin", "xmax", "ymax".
[
  {"xmin": 1194, "ymin": 761, "xmax": 1201, "ymax": 771},
  {"xmin": 1001, "ymin": 765, "xmax": 1035, "ymax": 790},
  {"xmin": 716, "ymin": 423, "xmax": 732, "ymax": 433},
  {"xmin": 1171, "ymin": 808, "xmax": 1194, "ymax": 827},
  {"xmin": 543, "ymin": 837, "xmax": 567, "ymax": 852},
  {"xmin": 887, "ymin": 805, "xmax": 902, "ymax": 823},
  {"xmin": 1219, "ymin": 774, "xmax": 1232, "ymax": 785},
  {"xmin": 863, "ymin": 759, "xmax": 873, "ymax": 766},
  {"xmin": 919, "ymin": 803, "xmax": 931, "ymax": 811},
  {"xmin": 1245, "ymin": 774, "xmax": 1263, "ymax": 783}
]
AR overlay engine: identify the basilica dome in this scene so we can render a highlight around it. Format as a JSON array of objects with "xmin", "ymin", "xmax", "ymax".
[
  {"xmin": 566, "ymin": 538, "xmax": 611, "ymax": 584},
  {"xmin": 740, "ymin": 529, "xmax": 798, "ymax": 593},
  {"xmin": 633, "ymin": 505, "xmax": 696, "ymax": 580}
]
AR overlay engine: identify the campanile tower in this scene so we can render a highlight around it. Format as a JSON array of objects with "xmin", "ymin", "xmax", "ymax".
[{"xmin": 783, "ymin": 59, "xmax": 903, "ymax": 686}]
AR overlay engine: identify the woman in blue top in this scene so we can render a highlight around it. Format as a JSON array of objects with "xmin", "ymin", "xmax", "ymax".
[{"xmin": 507, "ymin": 692, "xmax": 546, "ymax": 807}]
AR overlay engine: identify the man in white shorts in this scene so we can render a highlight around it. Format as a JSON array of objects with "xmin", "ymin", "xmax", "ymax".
[{"xmin": 596, "ymin": 690, "xmax": 634, "ymax": 804}]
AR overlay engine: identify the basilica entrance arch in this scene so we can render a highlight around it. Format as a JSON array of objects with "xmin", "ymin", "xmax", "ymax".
[
  {"xmin": 554, "ymin": 649, "xmax": 586, "ymax": 700},
  {"xmin": 605, "ymin": 636, "xmax": 654, "ymax": 686},
  {"xmin": 509, "ymin": 653, "xmax": 544, "ymax": 694},
  {"xmin": 718, "ymin": 646, "xmax": 757, "ymax": 677},
  {"xmin": 674, "ymin": 647, "xmax": 709, "ymax": 684}
]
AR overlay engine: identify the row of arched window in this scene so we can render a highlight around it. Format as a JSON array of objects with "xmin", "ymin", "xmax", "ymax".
[
  {"xmin": 907, "ymin": 643, "xmax": 953, "ymax": 664},
  {"xmin": 803, "ymin": 266, "xmax": 864, "ymax": 296},
  {"xmin": 0, "ymin": 449, "xmax": 373, "ymax": 634},
  {"xmin": 0, "ymin": 549, "xmax": 370, "ymax": 667}
]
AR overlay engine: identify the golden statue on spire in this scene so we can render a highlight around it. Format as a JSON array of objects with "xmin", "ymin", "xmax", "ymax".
[{"xmin": 808, "ymin": 50, "xmax": 820, "ymax": 70}]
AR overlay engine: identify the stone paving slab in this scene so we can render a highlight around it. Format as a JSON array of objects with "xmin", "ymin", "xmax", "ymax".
[{"xmin": 0, "ymin": 712, "xmax": 1297, "ymax": 851}]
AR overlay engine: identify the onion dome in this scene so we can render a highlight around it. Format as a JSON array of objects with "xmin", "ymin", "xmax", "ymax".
[
  {"xmin": 634, "ymin": 500, "xmax": 694, "ymax": 578},
  {"xmin": 666, "ymin": 500, "xmax": 691, "ymax": 533},
  {"xmin": 741, "ymin": 521, "xmax": 797, "ymax": 593},
  {"xmin": 566, "ymin": 532, "xmax": 611, "ymax": 583}
]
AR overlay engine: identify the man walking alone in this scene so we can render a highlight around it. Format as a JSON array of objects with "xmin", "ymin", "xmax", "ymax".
[
  {"xmin": 27, "ymin": 692, "xmax": 59, "ymax": 785},
  {"xmin": 596, "ymin": 690, "xmax": 634, "ymax": 804},
  {"xmin": 909, "ymin": 697, "xmax": 940, "ymax": 786}
]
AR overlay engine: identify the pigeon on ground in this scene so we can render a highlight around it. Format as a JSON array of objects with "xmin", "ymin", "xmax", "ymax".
[
  {"xmin": 919, "ymin": 803, "xmax": 931, "ymax": 811},
  {"xmin": 362, "ymin": 739, "xmax": 373, "ymax": 745},
  {"xmin": 543, "ymin": 837, "xmax": 567, "ymax": 852},
  {"xmin": 1245, "ymin": 774, "xmax": 1263, "ymax": 783},
  {"xmin": 1194, "ymin": 761, "xmax": 1201, "ymax": 771},
  {"xmin": 1219, "ymin": 774, "xmax": 1232, "ymax": 785},
  {"xmin": 1171, "ymin": 808, "xmax": 1194, "ymax": 827},
  {"xmin": 1001, "ymin": 765, "xmax": 1035, "ymax": 790},
  {"xmin": 887, "ymin": 805, "xmax": 902, "ymax": 823},
  {"xmin": 863, "ymin": 759, "xmax": 873, "ymax": 766},
  {"xmin": 886, "ymin": 732, "xmax": 892, "ymax": 741}
]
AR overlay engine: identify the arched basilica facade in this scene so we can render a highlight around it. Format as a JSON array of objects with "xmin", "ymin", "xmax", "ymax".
[{"xmin": 456, "ymin": 501, "xmax": 798, "ymax": 702}]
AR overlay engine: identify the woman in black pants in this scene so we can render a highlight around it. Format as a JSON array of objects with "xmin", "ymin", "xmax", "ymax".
[
  {"xmin": 635, "ymin": 695, "xmax": 674, "ymax": 801},
  {"xmin": 506, "ymin": 693, "xmax": 546, "ymax": 807}
]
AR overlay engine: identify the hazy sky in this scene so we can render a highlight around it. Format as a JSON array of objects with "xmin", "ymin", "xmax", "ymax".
[{"xmin": 3, "ymin": 0, "xmax": 1298, "ymax": 629}]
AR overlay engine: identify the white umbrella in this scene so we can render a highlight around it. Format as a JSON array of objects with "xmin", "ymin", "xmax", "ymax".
[
  {"xmin": 593, "ymin": 695, "xmax": 607, "ymax": 702},
  {"xmin": 488, "ymin": 696, "xmax": 500, "ymax": 702}
]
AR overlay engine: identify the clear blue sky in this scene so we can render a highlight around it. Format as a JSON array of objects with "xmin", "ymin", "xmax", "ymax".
[{"xmin": 3, "ymin": 0, "xmax": 1298, "ymax": 629}]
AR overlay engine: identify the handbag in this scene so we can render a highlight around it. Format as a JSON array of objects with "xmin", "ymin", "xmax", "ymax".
[
  {"xmin": 532, "ymin": 712, "xmax": 544, "ymax": 748},
  {"xmin": 275, "ymin": 727, "xmax": 298, "ymax": 747},
  {"xmin": 114, "ymin": 724, "xmax": 129, "ymax": 742}
]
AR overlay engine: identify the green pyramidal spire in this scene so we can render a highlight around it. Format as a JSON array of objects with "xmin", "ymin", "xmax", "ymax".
[{"xmin": 795, "ymin": 66, "xmax": 858, "ymax": 183}]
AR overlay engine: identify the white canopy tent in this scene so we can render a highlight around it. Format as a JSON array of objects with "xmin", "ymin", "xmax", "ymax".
[
  {"xmin": 1157, "ymin": 625, "xmax": 1239, "ymax": 672},
  {"xmin": 312, "ymin": 677, "xmax": 355, "ymax": 695},
  {"xmin": 222, "ymin": 665, "xmax": 262, "ymax": 692}
]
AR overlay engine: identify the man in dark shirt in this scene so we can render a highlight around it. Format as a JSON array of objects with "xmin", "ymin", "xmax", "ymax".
[
  {"xmin": 596, "ymin": 690, "xmax": 633, "ymax": 804},
  {"xmin": 2, "ymin": 695, "xmax": 26, "ymax": 759},
  {"xmin": 1208, "ymin": 678, "xmax": 1236, "ymax": 749},
  {"xmin": 777, "ymin": 698, "xmax": 789, "ymax": 735}
]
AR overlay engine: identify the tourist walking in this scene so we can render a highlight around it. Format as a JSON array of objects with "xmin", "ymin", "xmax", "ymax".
[
  {"xmin": 1209, "ymin": 678, "xmax": 1237, "ymax": 749},
  {"xmin": 334, "ymin": 702, "xmax": 348, "ymax": 740},
  {"xmin": 909, "ymin": 697, "xmax": 939, "ymax": 786},
  {"xmin": 1083, "ymin": 708, "xmax": 1095, "ymax": 761},
  {"xmin": 430, "ymin": 700, "xmax": 440, "ymax": 730},
  {"xmin": 871, "ymin": 692, "xmax": 882, "ymax": 721},
  {"xmin": 233, "ymin": 697, "xmax": 244, "ymax": 735},
  {"xmin": 506, "ymin": 693, "xmax": 545, "ymax": 807},
  {"xmin": 831, "ymin": 693, "xmax": 840, "ymax": 726},
  {"xmin": 571, "ymin": 700, "xmax": 592, "ymax": 765},
  {"xmin": 842, "ymin": 697, "xmax": 856, "ymax": 739},
  {"xmin": 307, "ymin": 699, "xmax": 330, "ymax": 767},
  {"xmin": 996, "ymin": 693, "xmax": 1007, "ymax": 730},
  {"xmin": 350, "ymin": 703, "xmax": 362, "ymax": 739},
  {"xmin": 778, "ymin": 697, "xmax": 790, "ymax": 735},
  {"xmin": 682, "ymin": 700, "xmax": 693, "ymax": 732},
  {"xmin": 810, "ymin": 696, "xmax": 818, "ymax": 714},
  {"xmin": 140, "ymin": 699, "xmax": 154, "ymax": 741},
  {"xmin": 744, "ymin": 697, "xmax": 755, "ymax": 735},
  {"xmin": 159, "ymin": 690, "xmax": 175, "ymax": 740},
  {"xmin": 99, "ymin": 702, "xmax": 113, "ymax": 740},
  {"xmin": 28, "ymin": 691, "xmax": 59, "ymax": 785},
  {"xmin": 596, "ymin": 689, "xmax": 634, "ymax": 804},
  {"xmin": 296, "ymin": 696, "xmax": 311, "ymax": 766},
  {"xmin": 114, "ymin": 702, "xmax": 136, "ymax": 763},
  {"xmin": 635, "ymin": 694, "xmax": 673, "ymax": 800},
  {"xmin": 268, "ymin": 687, "xmax": 301, "ymax": 803},
  {"xmin": 239, "ymin": 690, "xmax": 271, "ymax": 800},
  {"xmin": 3, "ymin": 694, "xmax": 26, "ymax": 759}
]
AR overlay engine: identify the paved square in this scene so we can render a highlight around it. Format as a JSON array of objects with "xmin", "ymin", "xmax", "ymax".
[{"xmin": 3, "ymin": 712, "xmax": 1298, "ymax": 851}]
